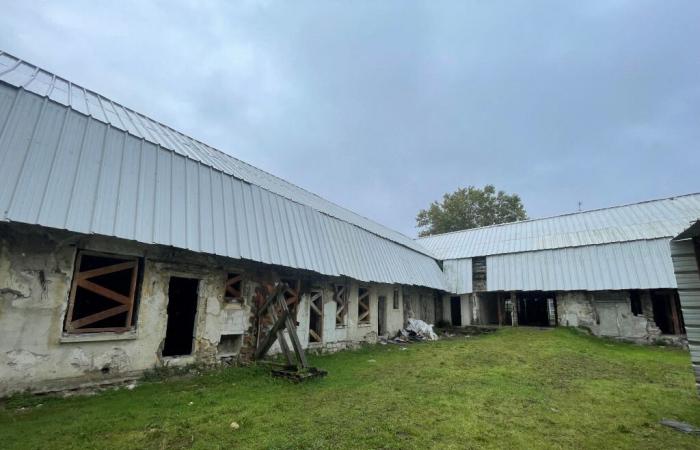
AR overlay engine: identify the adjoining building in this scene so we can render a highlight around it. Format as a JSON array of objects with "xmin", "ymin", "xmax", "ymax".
[
  {"xmin": 1, "ymin": 50, "xmax": 699, "ymax": 396},
  {"xmin": 0, "ymin": 52, "xmax": 444, "ymax": 395},
  {"xmin": 418, "ymin": 194, "xmax": 700, "ymax": 344},
  {"xmin": 671, "ymin": 221, "xmax": 700, "ymax": 391}
]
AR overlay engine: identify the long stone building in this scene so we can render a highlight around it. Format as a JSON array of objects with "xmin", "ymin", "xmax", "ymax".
[
  {"xmin": 419, "ymin": 195, "xmax": 700, "ymax": 344},
  {"xmin": 1, "ymin": 51, "xmax": 699, "ymax": 395}
]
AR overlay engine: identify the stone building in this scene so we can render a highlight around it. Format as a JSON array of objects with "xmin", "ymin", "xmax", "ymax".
[
  {"xmin": 418, "ymin": 194, "xmax": 700, "ymax": 345},
  {"xmin": 1, "ymin": 51, "xmax": 699, "ymax": 396},
  {"xmin": 0, "ymin": 52, "xmax": 442, "ymax": 395}
]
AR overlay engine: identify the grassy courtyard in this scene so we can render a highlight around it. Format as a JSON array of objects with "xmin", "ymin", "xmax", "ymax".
[{"xmin": 1, "ymin": 328, "xmax": 698, "ymax": 449}]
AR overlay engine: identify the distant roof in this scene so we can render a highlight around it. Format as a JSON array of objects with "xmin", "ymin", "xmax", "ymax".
[
  {"xmin": 417, "ymin": 194, "xmax": 700, "ymax": 260},
  {"xmin": 0, "ymin": 51, "xmax": 445, "ymax": 289}
]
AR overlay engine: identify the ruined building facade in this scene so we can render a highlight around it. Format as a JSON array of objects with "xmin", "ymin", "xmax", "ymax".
[
  {"xmin": 419, "ymin": 195, "xmax": 700, "ymax": 347},
  {"xmin": 1, "ymin": 52, "xmax": 699, "ymax": 395}
]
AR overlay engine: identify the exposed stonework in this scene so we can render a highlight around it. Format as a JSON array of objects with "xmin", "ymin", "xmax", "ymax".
[
  {"xmin": 557, "ymin": 291, "xmax": 666, "ymax": 343},
  {"xmin": 0, "ymin": 222, "xmax": 440, "ymax": 396}
]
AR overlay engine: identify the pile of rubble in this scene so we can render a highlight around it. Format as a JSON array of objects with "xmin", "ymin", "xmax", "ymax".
[{"xmin": 380, "ymin": 318, "xmax": 439, "ymax": 344}]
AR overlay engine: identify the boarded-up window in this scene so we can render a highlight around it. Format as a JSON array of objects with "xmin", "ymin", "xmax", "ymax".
[
  {"xmin": 309, "ymin": 289, "xmax": 323, "ymax": 343},
  {"xmin": 393, "ymin": 288, "xmax": 400, "ymax": 309},
  {"xmin": 224, "ymin": 272, "xmax": 243, "ymax": 303},
  {"xmin": 334, "ymin": 284, "xmax": 347, "ymax": 327},
  {"xmin": 358, "ymin": 287, "xmax": 370, "ymax": 324},
  {"xmin": 65, "ymin": 251, "xmax": 141, "ymax": 333}
]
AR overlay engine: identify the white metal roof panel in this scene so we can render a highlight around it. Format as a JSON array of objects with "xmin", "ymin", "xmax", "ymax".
[
  {"xmin": 485, "ymin": 239, "xmax": 676, "ymax": 292},
  {"xmin": 417, "ymin": 194, "xmax": 700, "ymax": 260},
  {"xmin": 0, "ymin": 51, "xmax": 432, "ymax": 257},
  {"xmin": 0, "ymin": 56, "xmax": 446, "ymax": 290}
]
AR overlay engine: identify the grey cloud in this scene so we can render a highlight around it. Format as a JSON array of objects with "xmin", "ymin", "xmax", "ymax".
[{"xmin": 1, "ymin": 0, "xmax": 698, "ymax": 235}]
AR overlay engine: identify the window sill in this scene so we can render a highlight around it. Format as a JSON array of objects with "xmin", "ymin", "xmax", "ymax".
[
  {"xmin": 60, "ymin": 330, "xmax": 139, "ymax": 343},
  {"xmin": 358, "ymin": 323, "xmax": 372, "ymax": 328}
]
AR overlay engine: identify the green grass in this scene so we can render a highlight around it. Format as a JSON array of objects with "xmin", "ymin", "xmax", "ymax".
[{"xmin": 1, "ymin": 328, "xmax": 699, "ymax": 449}]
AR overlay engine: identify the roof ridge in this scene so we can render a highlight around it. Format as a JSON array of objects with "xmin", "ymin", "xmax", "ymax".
[
  {"xmin": 416, "ymin": 192, "xmax": 700, "ymax": 240},
  {"xmin": 0, "ymin": 50, "xmax": 433, "ymax": 258}
]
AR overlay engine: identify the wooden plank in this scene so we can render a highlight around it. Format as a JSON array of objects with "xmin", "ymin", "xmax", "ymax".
[
  {"xmin": 309, "ymin": 329, "xmax": 321, "ymax": 342},
  {"xmin": 255, "ymin": 309, "xmax": 290, "ymax": 359},
  {"xmin": 77, "ymin": 279, "xmax": 132, "ymax": 305},
  {"xmin": 125, "ymin": 258, "xmax": 139, "ymax": 327},
  {"xmin": 669, "ymin": 293, "xmax": 681, "ymax": 335},
  {"xmin": 64, "ymin": 252, "xmax": 84, "ymax": 334},
  {"xmin": 76, "ymin": 260, "xmax": 136, "ymax": 281},
  {"xmin": 268, "ymin": 299, "xmax": 294, "ymax": 366},
  {"xmin": 69, "ymin": 304, "xmax": 129, "ymax": 329},
  {"xmin": 257, "ymin": 288, "xmax": 279, "ymax": 317},
  {"xmin": 278, "ymin": 292, "xmax": 308, "ymax": 368},
  {"xmin": 68, "ymin": 326, "xmax": 131, "ymax": 333}
]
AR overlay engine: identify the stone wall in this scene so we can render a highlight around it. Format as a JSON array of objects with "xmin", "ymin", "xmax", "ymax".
[
  {"xmin": 0, "ymin": 222, "xmax": 438, "ymax": 395},
  {"xmin": 556, "ymin": 290, "xmax": 662, "ymax": 341}
]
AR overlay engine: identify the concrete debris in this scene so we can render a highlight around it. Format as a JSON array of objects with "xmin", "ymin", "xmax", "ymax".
[
  {"xmin": 404, "ymin": 318, "xmax": 439, "ymax": 341},
  {"xmin": 660, "ymin": 419, "xmax": 700, "ymax": 434}
]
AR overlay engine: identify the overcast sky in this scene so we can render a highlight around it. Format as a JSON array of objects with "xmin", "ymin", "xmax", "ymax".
[{"xmin": 2, "ymin": 1, "xmax": 698, "ymax": 236}]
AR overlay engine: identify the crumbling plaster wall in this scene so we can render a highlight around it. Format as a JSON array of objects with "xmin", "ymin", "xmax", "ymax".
[
  {"xmin": 0, "ymin": 223, "xmax": 250, "ymax": 395},
  {"xmin": 556, "ymin": 290, "xmax": 660, "ymax": 340},
  {"xmin": 380, "ymin": 285, "xmax": 406, "ymax": 333},
  {"xmin": 1, "ymin": 223, "xmax": 435, "ymax": 394}
]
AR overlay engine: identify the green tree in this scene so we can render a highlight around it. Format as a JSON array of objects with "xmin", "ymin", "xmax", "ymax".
[{"xmin": 416, "ymin": 185, "xmax": 527, "ymax": 237}]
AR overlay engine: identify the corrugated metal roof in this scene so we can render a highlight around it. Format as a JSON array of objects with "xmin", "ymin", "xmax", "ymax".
[
  {"xmin": 417, "ymin": 194, "xmax": 700, "ymax": 260},
  {"xmin": 670, "ymin": 231, "xmax": 700, "ymax": 391},
  {"xmin": 484, "ymin": 239, "xmax": 676, "ymax": 292},
  {"xmin": 0, "ymin": 51, "xmax": 432, "ymax": 258},
  {"xmin": 0, "ymin": 52, "xmax": 446, "ymax": 290}
]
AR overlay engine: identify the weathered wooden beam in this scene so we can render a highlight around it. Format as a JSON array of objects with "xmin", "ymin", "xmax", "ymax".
[
  {"xmin": 278, "ymin": 292, "xmax": 308, "ymax": 368},
  {"xmin": 255, "ymin": 309, "xmax": 290, "ymax": 360}
]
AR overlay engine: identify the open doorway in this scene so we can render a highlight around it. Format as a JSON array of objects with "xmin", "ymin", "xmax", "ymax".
[
  {"xmin": 651, "ymin": 290, "xmax": 685, "ymax": 335},
  {"xmin": 163, "ymin": 277, "xmax": 199, "ymax": 357},
  {"xmin": 517, "ymin": 292, "xmax": 556, "ymax": 327},
  {"xmin": 450, "ymin": 296, "xmax": 462, "ymax": 326},
  {"xmin": 378, "ymin": 295, "xmax": 387, "ymax": 336}
]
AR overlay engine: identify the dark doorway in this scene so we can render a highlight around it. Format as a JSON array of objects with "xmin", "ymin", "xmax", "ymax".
[
  {"xmin": 450, "ymin": 296, "xmax": 462, "ymax": 326},
  {"xmin": 651, "ymin": 290, "xmax": 685, "ymax": 335},
  {"xmin": 517, "ymin": 292, "xmax": 556, "ymax": 327},
  {"xmin": 378, "ymin": 296, "xmax": 387, "ymax": 336},
  {"xmin": 163, "ymin": 277, "xmax": 199, "ymax": 357},
  {"xmin": 434, "ymin": 292, "xmax": 443, "ymax": 324}
]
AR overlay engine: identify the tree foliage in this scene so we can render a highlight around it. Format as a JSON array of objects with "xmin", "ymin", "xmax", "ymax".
[{"xmin": 416, "ymin": 185, "xmax": 527, "ymax": 237}]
